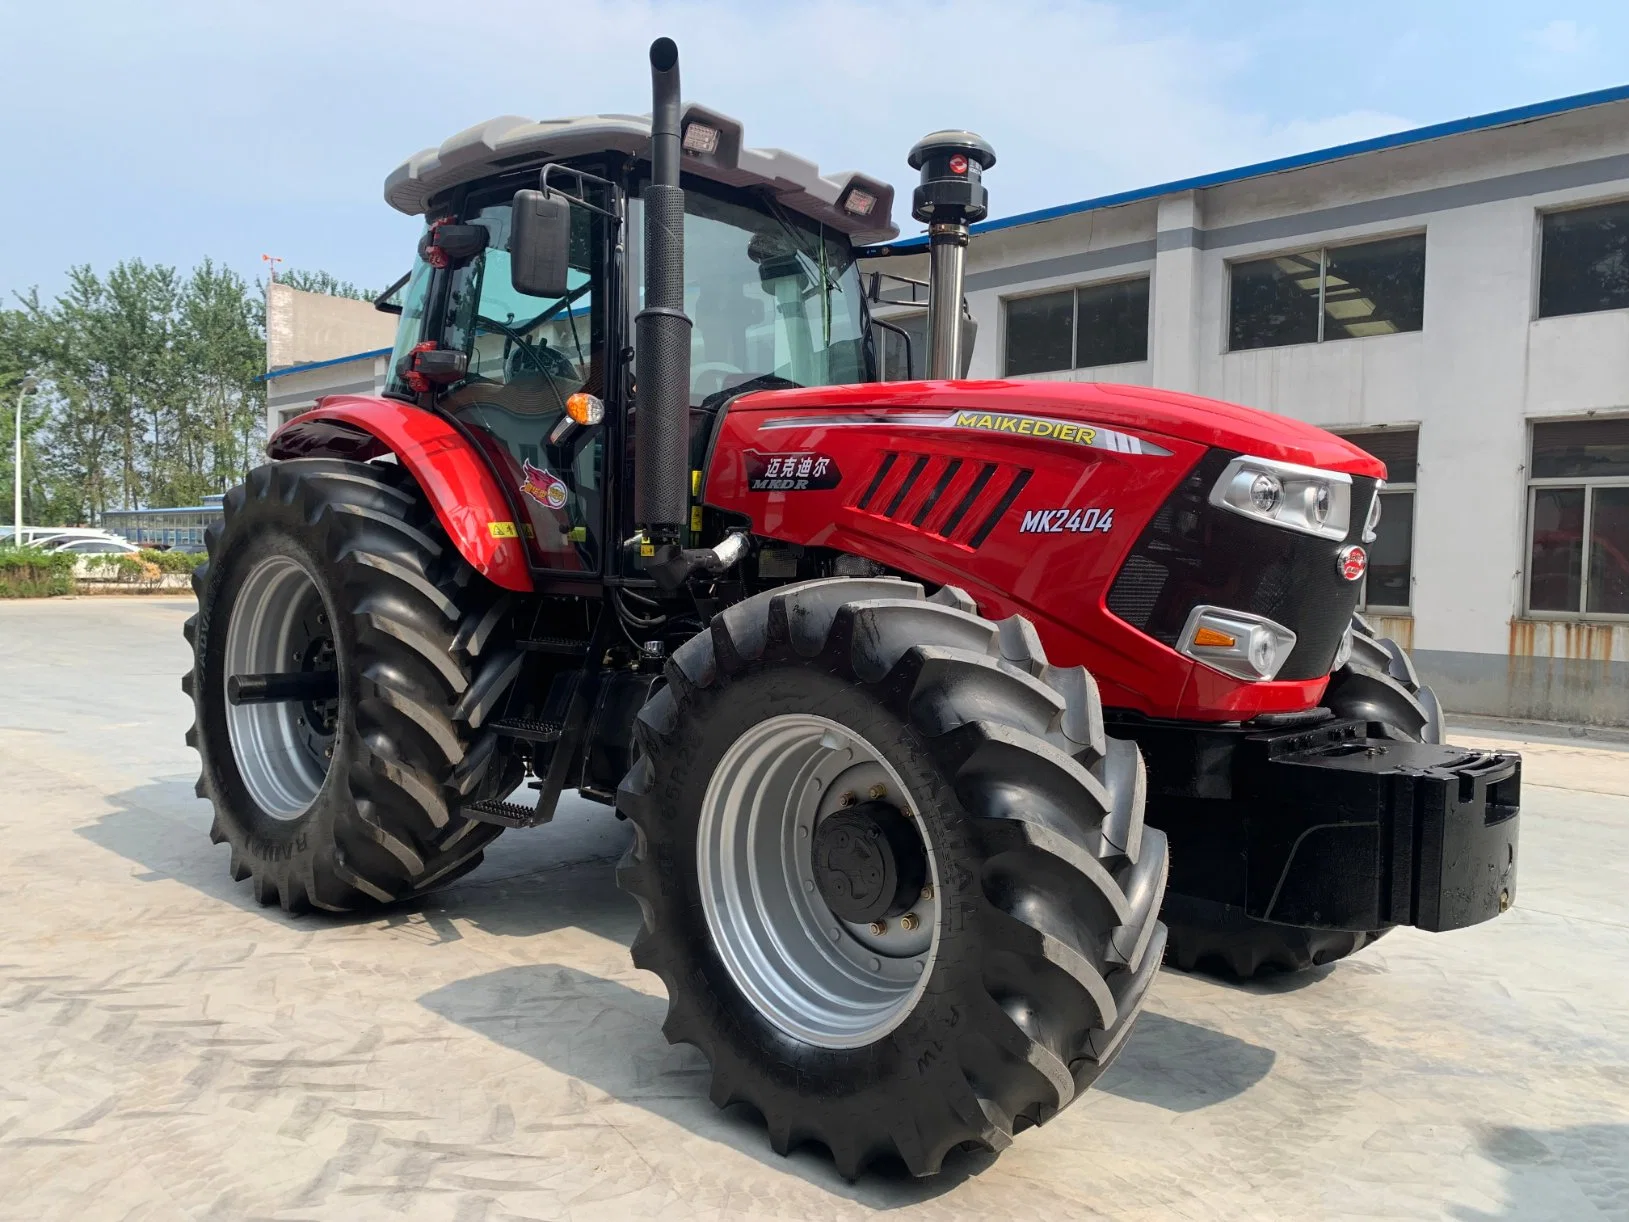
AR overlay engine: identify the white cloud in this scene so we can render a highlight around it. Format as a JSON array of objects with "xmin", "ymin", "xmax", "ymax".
[
  {"xmin": 1526, "ymin": 18, "xmax": 1593, "ymax": 58},
  {"xmin": 0, "ymin": 0, "xmax": 1420, "ymax": 292}
]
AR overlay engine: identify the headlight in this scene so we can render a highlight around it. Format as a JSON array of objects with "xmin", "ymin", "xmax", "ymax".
[
  {"xmin": 1363, "ymin": 482, "xmax": 1384, "ymax": 543},
  {"xmin": 1210, "ymin": 455, "xmax": 1352, "ymax": 540},
  {"xmin": 1178, "ymin": 606, "xmax": 1298, "ymax": 682},
  {"xmin": 1332, "ymin": 622, "xmax": 1355, "ymax": 671}
]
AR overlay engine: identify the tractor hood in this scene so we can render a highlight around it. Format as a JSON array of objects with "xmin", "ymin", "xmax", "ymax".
[{"xmin": 730, "ymin": 380, "xmax": 1388, "ymax": 478}]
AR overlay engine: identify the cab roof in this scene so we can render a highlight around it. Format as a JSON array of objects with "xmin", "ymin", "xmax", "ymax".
[{"xmin": 385, "ymin": 106, "xmax": 899, "ymax": 244}]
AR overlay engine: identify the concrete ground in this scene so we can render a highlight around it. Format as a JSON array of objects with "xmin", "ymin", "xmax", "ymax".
[{"xmin": 1, "ymin": 596, "xmax": 1626, "ymax": 1222}]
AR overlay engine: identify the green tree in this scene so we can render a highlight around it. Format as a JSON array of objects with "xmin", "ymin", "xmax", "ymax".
[
  {"xmin": 7, "ymin": 260, "xmax": 355, "ymax": 524},
  {"xmin": 20, "ymin": 276, "xmax": 119, "ymax": 521},
  {"xmin": 278, "ymin": 268, "xmax": 374, "ymax": 302},
  {"xmin": 179, "ymin": 259, "xmax": 264, "ymax": 498}
]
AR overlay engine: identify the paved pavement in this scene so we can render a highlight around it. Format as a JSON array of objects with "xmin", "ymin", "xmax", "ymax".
[{"xmin": 1, "ymin": 596, "xmax": 1626, "ymax": 1221}]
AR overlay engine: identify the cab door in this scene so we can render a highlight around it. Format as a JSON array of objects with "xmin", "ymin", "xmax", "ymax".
[{"xmin": 436, "ymin": 181, "xmax": 612, "ymax": 575}]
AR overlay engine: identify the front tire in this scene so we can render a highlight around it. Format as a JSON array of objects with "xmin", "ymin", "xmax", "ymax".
[
  {"xmin": 183, "ymin": 459, "xmax": 521, "ymax": 912},
  {"xmin": 616, "ymin": 578, "xmax": 1167, "ymax": 1177},
  {"xmin": 1162, "ymin": 614, "xmax": 1440, "ymax": 980}
]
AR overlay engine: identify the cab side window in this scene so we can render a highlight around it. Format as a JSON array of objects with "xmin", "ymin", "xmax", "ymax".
[{"xmin": 440, "ymin": 194, "xmax": 607, "ymax": 574}]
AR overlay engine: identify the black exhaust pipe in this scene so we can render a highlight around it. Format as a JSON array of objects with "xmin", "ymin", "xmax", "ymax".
[{"xmin": 634, "ymin": 36, "xmax": 692, "ymax": 544}]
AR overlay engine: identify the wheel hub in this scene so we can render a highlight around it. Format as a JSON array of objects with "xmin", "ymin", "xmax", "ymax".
[
  {"xmin": 812, "ymin": 801, "xmax": 925, "ymax": 924},
  {"xmin": 222, "ymin": 554, "xmax": 336, "ymax": 820},
  {"xmin": 695, "ymin": 713, "xmax": 941, "ymax": 1049}
]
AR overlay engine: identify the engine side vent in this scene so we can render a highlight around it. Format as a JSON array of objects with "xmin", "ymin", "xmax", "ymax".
[
  {"xmin": 968, "ymin": 469, "xmax": 1030, "ymax": 548},
  {"xmin": 852, "ymin": 452, "xmax": 1031, "ymax": 549},
  {"xmin": 856, "ymin": 452, "xmax": 898, "ymax": 512},
  {"xmin": 884, "ymin": 454, "xmax": 930, "ymax": 517},
  {"xmin": 940, "ymin": 463, "xmax": 997, "ymax": 538}
]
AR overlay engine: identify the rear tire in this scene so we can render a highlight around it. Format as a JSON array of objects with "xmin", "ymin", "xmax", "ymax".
[
  {"xmin": 617, "ymin": 578, "xmax": 1167, "ymax": 1177},
  {"xmin": 183, "ymin": 459, "xmax": 521, "ymax": 912},
  {"xmin": 1162, "ymin": 615, "xmax": 1440, "ymax": 980}
]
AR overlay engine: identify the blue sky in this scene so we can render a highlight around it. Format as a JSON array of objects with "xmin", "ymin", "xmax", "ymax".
[{"xmin": 2, "ymin": 1, "xmax": 1625, "ymax": 304}]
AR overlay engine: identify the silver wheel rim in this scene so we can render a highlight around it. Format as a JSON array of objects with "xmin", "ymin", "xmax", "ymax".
[
  {"xmin": 696, "ymin": 713, "xmax": 940, "ymax": 1049},
  {"xmin": 223, "ymin": 554, "xmax": 336, "ymax": 819}
]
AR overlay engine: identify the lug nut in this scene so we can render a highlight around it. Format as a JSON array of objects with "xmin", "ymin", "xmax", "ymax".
[
  {"xmin": 1499, "ymin": 889, "xmax": 1511, "ymax": 912},
  {"xmin": 868, "ymin": 783, "xmax": 888, "ymax": 800},
  {"xmin": 324, "ymin": 745, "xmax": 333, "ymax": 759},
  {"xmin": 838, "ymin": 791, "xmax": 856, "ymax": 807},
  {"xmin": 921, "ymin": 884, "xmax": 934, "ymax": 900},
  {"xmin": 869, "ymin": 920, "xmax": 887, "ymax": 936},
  {"xmin": 900, "ymin": 913, "xmax": 920, "ymax": 931}
]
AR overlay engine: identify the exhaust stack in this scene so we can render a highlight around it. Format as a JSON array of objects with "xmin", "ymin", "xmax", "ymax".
[
  {"xmin": 908, "ymin": 132, "xmax": 995, "ymax": 379},
  {"xmin": 635, "ymin": 37, "xmax": 692, "ymax": 543}
]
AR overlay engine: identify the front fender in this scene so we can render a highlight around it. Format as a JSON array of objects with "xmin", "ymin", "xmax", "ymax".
[{"xmin": 269, "ymin": 396, "xmax": 533, "ymax": 592}]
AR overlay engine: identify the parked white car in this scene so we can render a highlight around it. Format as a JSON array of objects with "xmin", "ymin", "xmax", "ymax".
[
  {"xmin": 46, "ymin": 536, "xmax": 141, "ymax": 557},
  {"xmin": 34, "ymin": 535, "xmax": 144, "ymax": 579},
  {"xmin": 1, "ymin": 526, "xmax": 128, "ymax": 549}
]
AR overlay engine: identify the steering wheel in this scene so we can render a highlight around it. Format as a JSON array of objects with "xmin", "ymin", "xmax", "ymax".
[
  {"xmin": 691, "ymin": 361, "xmax": 747, "ymax": 398},
  {"xmin": 477, "ymin": 316, "xmax": 577, "ymax": 384}
]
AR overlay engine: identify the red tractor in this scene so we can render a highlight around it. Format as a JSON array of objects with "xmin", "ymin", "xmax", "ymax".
[{"xmin": 185, "ymin": 39, "xmax": 1521, "ymax": 1177}]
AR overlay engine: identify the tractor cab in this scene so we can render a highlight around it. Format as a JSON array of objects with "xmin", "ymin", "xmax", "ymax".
[{"xmin": 378, "ymin": 109, "xmax": 897, "ymax": 579}]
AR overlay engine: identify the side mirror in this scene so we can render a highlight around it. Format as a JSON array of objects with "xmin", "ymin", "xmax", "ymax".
[{"xmin": 511, "ymin": 189, "xmax": 572, "ymax": 298}]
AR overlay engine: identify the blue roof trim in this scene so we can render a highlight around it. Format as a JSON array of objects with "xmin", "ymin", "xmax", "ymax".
[
  {"xmin": 865, "ymin": 82, "xmax": 1629, "ymax": 253},
  {"xmin": 102, "ymin": 505, "xmax": 225, "ymax": 517},
  {"xmin": 258, "ymin": 347, "xmax": 393, "ymax": 382}
]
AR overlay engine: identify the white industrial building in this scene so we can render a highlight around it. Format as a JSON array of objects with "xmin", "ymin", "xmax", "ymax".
[
  {"xmin": 261, "ymin": 281, "xmax": 395, "ymax": 428},
  {"xmin": 273, "ymin": 85, "xmax": 1629, "ymax": 724},
  {"xmin": 869, "ymin": 84, "xmax": 1629, "ymax": 726}
]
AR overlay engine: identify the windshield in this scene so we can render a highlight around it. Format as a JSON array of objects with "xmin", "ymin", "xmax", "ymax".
[{"xmin": 630, "ymin": 181, "xmax": 869, "ymax": 403}]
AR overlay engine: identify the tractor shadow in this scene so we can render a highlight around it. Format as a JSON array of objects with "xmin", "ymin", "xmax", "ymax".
[
  {"xmin": 79, "ymin": 776, "xmax": 640, "ymax": 942},
  {"xmin": 418, "ymin": 961, "xmax": 988, "ymax": 1205},
  {"xmin": 1450, "ymin": 1122, "xmax": 1629, "ymax": 1221},
  {"xmin": 419, "ymin": 962, "xmax": 1276, "ymax": 1198},
  {"xmin": 89, "ymin": 775, "xmax": 1278, "ymax": 1192},
  {"xmin": 1179, "ymin": 961, "xmax": 1344, "ymax": 997}
]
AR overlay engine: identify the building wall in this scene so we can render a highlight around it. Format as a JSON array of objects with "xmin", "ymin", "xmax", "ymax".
[
  {"xmin": 264, "ymin": 355, "xmax": 390, "ymax": 437},
  {"xmin": 265, "ymin": 283, "xmax": 397, "ymax": 373},
  {"xmin": 876, "ymin": 97, "xmax": 1629, "ymax": 724}
]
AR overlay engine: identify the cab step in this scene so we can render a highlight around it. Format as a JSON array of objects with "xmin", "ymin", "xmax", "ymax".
[
  {"xmin": 488, "ymin": 716, "xmax": 564, "ymax": 743},
  {"xmin": 461, "ymin": 797, "xmax": 549, "ymax": 829},
  {"xmin": 518, "ymin": 636, "xmax": 594, "ymax": 655}
]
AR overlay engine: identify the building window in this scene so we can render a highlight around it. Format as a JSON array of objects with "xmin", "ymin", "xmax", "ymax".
[
  {"xmin": 1229, "ymin": 234, "xmax": 1426, "ymax": 351},
  {"xmin": 1337, "ymin": 428, "xmax": 1418, "ymax": 610},
  {"xmin": 1004, "ymin": 277, "xmax": 1150, "ymax": 376},
  {"xmin": 1526, "ymin": 418, "xmax": 1629, "ymax": 617},
  {"xmin": 1538, "ymin": 200, "xmax": 1629, "ymax": 318}
]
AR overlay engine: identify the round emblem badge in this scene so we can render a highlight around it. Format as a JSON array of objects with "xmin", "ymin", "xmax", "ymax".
[{"xmin": 1337, "ymin": 544, "xmax": 1368, "ymax": 582}]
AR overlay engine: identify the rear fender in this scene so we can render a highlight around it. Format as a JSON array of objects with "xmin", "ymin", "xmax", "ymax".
[{"xmin": 269, "ymin": 396, "xmax": 533, "ymax": 592}]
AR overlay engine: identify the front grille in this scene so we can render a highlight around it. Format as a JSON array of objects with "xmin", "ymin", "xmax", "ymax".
[{"xmin": 1106, "ymin": 449, "xmax": 1374, "ymax": 681}]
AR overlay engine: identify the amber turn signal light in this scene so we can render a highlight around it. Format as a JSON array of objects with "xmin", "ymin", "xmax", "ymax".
[
  {"xmin": 565, "ymin": 393, "xmax": 605, "ymax": 426},
  {"xmin": 1193, "ymin": 626, "xmax": 1237, "ymax": 648}
]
